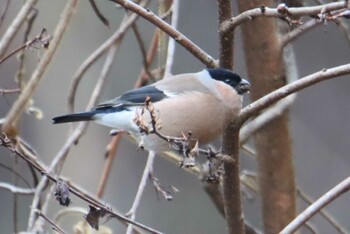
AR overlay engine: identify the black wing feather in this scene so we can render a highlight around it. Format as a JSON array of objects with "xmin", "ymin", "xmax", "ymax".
[{"xmin": 96, "ymin": 86, "xmax": 167, "ymax": 109}]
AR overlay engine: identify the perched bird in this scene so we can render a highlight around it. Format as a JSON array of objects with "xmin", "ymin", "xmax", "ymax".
[{"xmin": 53, "ymin": 68, "xmax": 250, "ymax": 152}]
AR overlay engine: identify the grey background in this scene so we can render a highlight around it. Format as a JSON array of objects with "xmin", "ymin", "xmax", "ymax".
[{"xmin": 1, "ymin": 1, "xmax": 350, "ymax": 233}]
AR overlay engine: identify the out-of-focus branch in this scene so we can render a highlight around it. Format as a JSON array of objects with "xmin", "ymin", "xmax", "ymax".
[
  {"xmin": 0, "ymin": 182, "xmax": 35, "ymax": 195},
  {"xmin": 33, "ymin": 209, "xmax": 67, "ymax": 234},
  {"xmin": 164, "ymin": 0, "xmax": 179, "ymax": 77},
  {"xmin": 239, "ymin": 63, "xmax": 350, "ymax": 124},
  {"xmin": 111, "ymin": 0, "xmax": 218, "ymax": 67},
  {"xmin": 0, "ymin": 0, "xmax": 10, "ymax": 29},
  {"xmin": 221, "ymin": 1, "xmax": 347, "ymax": 32},
  {"xmin": 134, "ymin": 30, "xmax": 159, "ymax": 87},
  {"xmin": 281, "ymin": 176, "xmax": 350, "ymax": 234},
  {"xmin": 88, "ymin": 0, "xmax": 110, "ymax": 27},
  {"xmin": 281, "ymin": 18, "xmax": 321, "ymax": 47},
  {"xmin": 0, "ymin": 135, "xmax": 162, "ymax": 234},
  {"xmin": 67, "ymin": 0, "xmax": 149, "ymax": 113},
  {"xmin": 1, "ymin": 0, "xmax": 77, "ymax": 136},
  {"xmin": 16, "ymin": 7, "xmax": 38, "ymax": 89},
  {"xmin": 0, "ymin": 0, "xmax": 38, "ymax": 60},
  {"xmin": 0, "ymin": 28, "xmax": 51, "ymax": 65},
  {"xmin": 126, "ymin": 151, "xmax": 156, "ymax": 234},
  {"xmin": 96, "ymin": 26, "xmax": 158, "ymax": 199},
  {"xmin": 31, "ymin": 43, "xmax": 120, "ymax": 232},
  {"xmin": 297, "ymin": 189, "xmax": 348, "ymax": 234}
]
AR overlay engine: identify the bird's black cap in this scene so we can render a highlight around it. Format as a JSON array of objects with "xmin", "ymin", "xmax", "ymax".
[{"xmin": 207, "ymin": 68, "xmax": 250, "ymax": 95}]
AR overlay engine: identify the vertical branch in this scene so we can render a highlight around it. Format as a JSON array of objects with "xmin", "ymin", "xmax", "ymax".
[
  {"xmin": 237, "ymin": 1, "xmax": 297, "ymax": 233},
  {"xmin": 217, "ymin": 1, "xmax": 245, "ymax": 234},
  {"xmin": 126, "ymin": 151, "xmax": 156, "ymax": 234},
  {"xmin": 163, "ymin": 0, "xmax": 179, "ymax": 77},
  {"xmin": 157, "ymin": 0, "xmax": 172, "ymax": 77}
]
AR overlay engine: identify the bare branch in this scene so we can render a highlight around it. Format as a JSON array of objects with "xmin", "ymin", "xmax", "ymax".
[
  {"xmin": 0, "ymin": 0, "xmax": 38, "ymax": 59},
  {"xmin": 239, "ymin": 63, "xmax": 350, "ymax": 124},
  {"xmin": 96, "ymin": 135, "xmax": 122, "ymax": 198},
  {"xmin": 240, "ymin": 94, "xmax": 296, "ymax": 144},
  {"xmin": 164, "ymin": 0, "xmax": 179, "ymax": 77},
  {"xmin": 88, "ymin": 0, "xmax": 110, "ymax": 27},
  {"xmin": 282, "ymin": 19, "xmax": 321, "ymax": 47},
  {"xmin": 221, "ymin": 1, "xmax": 347, "ymax": 32},
  {"xmin": 0, "ymin": 182, "xmax": 35, "ymax": 195},
  {"xmin": 126, "ymin": 151, "xmax": 156, "ymax": 234},
  {"xmin": 0, "ymin": 28, "xmax": 52, "ymax": 65},
  {"xmin": 0, "ymin": 134, "xmax": 163, "ymax": 234},
  {"xmin": 67, "ymin": 0, "xmax": 149, "ymax": 113},
  {"xmin": 281, "ymin": 176, "xmax": 350, "ymax": 234},
  {"xmin": 1, "ymin": 0, "xmax": 77, "ymax": 136},
  {"xmin": 297, "ymin": 189, "xmax": 348, "ymax": 234},
  {"xmin": 0, "ymin": 0, "xmax": 10, "ymax": 29},
  {"xmin": 111, "ymin": 0, "xmax": 218, "ymax": 67},
  {"xmin": 33, "ymin": 209, "xmax": 67, "ymax": 234}
]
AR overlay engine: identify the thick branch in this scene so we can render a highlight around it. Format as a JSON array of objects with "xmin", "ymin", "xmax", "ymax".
[
  {"xmin": 217, "ymin": 0, "xmax": 245, "ymax": 233},
  {"xmin": 239, "ymin": 63, "xmax": 350, "ymax": 124},
  {"xmin": 221, "ymin": 1, "xmax": 347, "ymax": 32}
]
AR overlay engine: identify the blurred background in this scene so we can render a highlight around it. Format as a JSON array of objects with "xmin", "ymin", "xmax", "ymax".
[{"xmin": 1, "ymin": 0, "xmax": 350, "ymax": 233}]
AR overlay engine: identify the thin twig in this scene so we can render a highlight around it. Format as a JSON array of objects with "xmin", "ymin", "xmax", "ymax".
[
  {"xmin": 0, "ymin": 28, "xmax": 51, "ymax": 65},
  {"xmin": 0, "ymin": 0, "xmax": 38, "ymax": 60},
  {"xmin": 282, "ymin": 19, "xmax": 322, "ymax": 47},
  {"xmin": 239, "ymin": 63, "xmax": 350, "ymax": 125},
  {"xmin": 96, "ymin": 135, "xmax": 122, "ymax": 198},
  {"xmin": 0, "ymin": 88, "xmax": 21, "ymax": 95},
  {"xmin": 67, "ymin": 0, "xmax": 149, "ymax": 114},
  {"xmin": 297, "ymin": 189, "xmax": 348, "ymax": 234},
  {"xmin": 0, "ymin": 182, "xmax": 35, "ymax": 195},
  {"xmin": 88, "ymin": 0, "xmax": 110, "ymax": 27},
  {"xmin": 96, "ymin": 19, "xmax": 158, "ymax": 201},
  {"xmin": 111, "ymin": 0, "xmax": 218, "ymax": 67},
  {"xmin": 163, "ymin": 0, "xmax": 179, "ymax": 77},
  {"xmin": 221, "ymin": 1, "xmax": 347, "ymax": 32},
  {"xmin": 240, "ymin": 94, "xmax": 296, "ymax": 144},
  {"xmin": 0, "ymin": 0, "xmax": 10, "ymax": 29},
  {"xmin": 135, "ymin": 30, "xmax": 159, "ymax": 87},
  {"xmin": 126, "ymin": 151, "xmax": 156, "ymax": 234},
  {"xmin": 33, "ymin": 209, "xmax": 67, "ymax": 234},
  {"xmin": 280, "ymin": 176, "xmax": 350, "ymax": 234},
  {"xmin": 132, "ymin": 23, "xmax": 155, "ymax": 81},
  {"xmin": 1, "ymin": 0, "xmax": 77, "ymax": 136},
  {"xmin": 0, "ymin": 135, "xmax": 163, "ymax": 234},
  {"xmin": 31, "ymin": 41, "xmax": 120, "ymax": 232},
  {"xmin": 15, "ymin": 6, "xmax": 38, "ymax": 89}
]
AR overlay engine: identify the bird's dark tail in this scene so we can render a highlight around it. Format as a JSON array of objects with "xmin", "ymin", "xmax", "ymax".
[{"xmin": 53, "ymin": 112, "xmax": 96, "ymax": 124}]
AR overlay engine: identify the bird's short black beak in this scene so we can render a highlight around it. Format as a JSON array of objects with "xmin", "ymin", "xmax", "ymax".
[{"xmin": 236, "ymin": 79, "xmax": 250, "ymax": 95}]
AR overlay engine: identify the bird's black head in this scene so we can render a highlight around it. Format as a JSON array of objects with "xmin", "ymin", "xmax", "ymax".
[{"xmin": 207, "ymin": 68, "xmax": 250, "ymax": 95}]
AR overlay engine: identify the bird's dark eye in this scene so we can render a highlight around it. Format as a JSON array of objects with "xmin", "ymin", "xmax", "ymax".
[{"xmin": 225, "ymin": 79, "xmax": 232, "ymax": 84}]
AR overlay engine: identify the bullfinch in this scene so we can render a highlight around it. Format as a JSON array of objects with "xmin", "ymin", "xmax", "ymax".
[{"xmin": 53, "ymin": 68, "xmax": 250, "ymax": 152}]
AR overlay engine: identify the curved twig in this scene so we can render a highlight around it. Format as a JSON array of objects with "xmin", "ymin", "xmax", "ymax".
[
  {"xmin": 67, "ymin": 1, "xmax": 149, "ymax": 113},
  {"xmin": 221, "ymin": 1, "xmax": 347, "ymax": 32},
  {"xmin": 0, "ymin": 0, "xmax": 38, "ymax": 59},
  {"xmin": 281, "ymin": 176, "xmax": 350, "ymax": 234},
  {"xmin": 111, "ymin": 0, "xmax": 218, "ymax": 67},
  {"xmin": 239, "ymin": 63, "xmax": 350, "ymax": 125}
]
